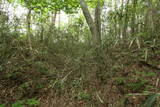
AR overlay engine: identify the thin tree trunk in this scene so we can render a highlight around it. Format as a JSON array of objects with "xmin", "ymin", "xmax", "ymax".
[
  {"xmin": 26, "ymin": 9, "xmax": 32, "ymax": 49},
  {"xmin": 45, "ymin": 11, "xmax": 57, "ymax": 44},
  {"xmin": 40, "ymin": 24, "xmax": 44, "ymax": 42},
  {"xmin": 52, "ymin": 11, "xmax": 57, "ymax": 27},
  {"xmin": 48, "ymin": 11, "xmax": 57, "ymax": 32},
  {"xmin": 58, "ymin": 11, "xmax": 61, "ymax": 29},
  {"xmin": 131, "ymin": 0, "xmax": 137, "ymax": 35},
  {"xmin": 113, "ymin": 0, "xmax": 118, "ymax": 39},
  {"xmin": 122, "ymin": 0, "xmax": 130, "ymax": 39},
  {"xmin": 95, "ymin": 0, "xmax": 102, "ymax": 44}
]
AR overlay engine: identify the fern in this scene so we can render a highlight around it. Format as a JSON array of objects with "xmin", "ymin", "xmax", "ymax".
[
  {"xmin": 26, "ymin": 98, "xmax": 40, "ymax": 106},
  {"xmin": 11, "ymin": 101, "xmax": 24, "ymax": 107},
  {"xmin": 143, "ymin": 93, "xmax": 160, "ymax": 107}
]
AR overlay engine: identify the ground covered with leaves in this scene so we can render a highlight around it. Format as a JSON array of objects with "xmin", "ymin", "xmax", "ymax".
[{"xmin": 0, "ymin": 38, "xmax": 160, "ymax": 107}]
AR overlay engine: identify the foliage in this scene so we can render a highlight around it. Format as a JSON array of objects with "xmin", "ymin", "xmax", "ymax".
[
  {"xmin": 77, "ymin": 92, "xmax": 91, "ymax": 100},
  {"xmin": 143, "ymin": 93, "xmax": 160, "ymax": 107},
  {"xmin": 127, "ymin": 82, "xmax": 145, "ymax": 92},
  {"xmin": 0, "ymin": 104, "xmax": 5, "ymax": 107},
  {"xmin": 11, "ymin": 99, "xmax": 40, "ymax": 107},
  {"xmin": 12, "ymin": 101, "xmax": 24, "ymax": 107},
  {"xmin": 115, "ymin": 77, "xmax": 126, "ymax": 85},
  {"xmin": 19, "ymin": 81, "xmax": 31, "ymax": 89},
  {"xmin": 26, "ymin": 98, "xmax": 40, "ymax": 106}
]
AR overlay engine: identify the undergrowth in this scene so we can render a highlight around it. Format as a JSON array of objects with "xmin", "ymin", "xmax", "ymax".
[{"xmin": 0, "ymin": 30, "xmax": 160, "ymax": 107}]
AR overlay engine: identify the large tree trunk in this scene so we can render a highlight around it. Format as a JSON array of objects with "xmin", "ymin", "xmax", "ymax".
[
  {"xmin": 79, "ymin": 0, "xmax": 101, "ymax": 46},
  {"xmin": 80, "ymin": 0, "xmax": 103, "ymax": 80}
]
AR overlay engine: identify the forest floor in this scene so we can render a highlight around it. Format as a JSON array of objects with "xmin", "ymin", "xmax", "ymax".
[{"xmin": 0, "ymin": 43, "xmax": 160, "ymax": 107}]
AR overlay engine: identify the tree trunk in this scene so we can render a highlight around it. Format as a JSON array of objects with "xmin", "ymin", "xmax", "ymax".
[
  {"xmin": 113, "ymin": 0, "xmax": 118, "ymax": 38},
  {"xmin": 95, "ymin": 0, "xmax": 102, "ymax": 44},
  {"xmin": 45, "ymin": 11, "xmax": 57, "ymax": 44},
  {"xmin": 80, "ymin": 0, "xmax": 103, "ymax": 80},
  {"xmin": 48, "ymin": 11, "xmax": 57, "ymax": 33},
  {"xmin": 122, "ymin": 0, "xmax": 130, "ymax": 39},
  {"xmin": 26, "ymin": 9, "xmax": 32, "ymax": 49},
  {"xmin": 40, "ymin": 24, "xmax": 44, "ymax": 42},
  {"xmin": 58, "ymin": 11, "xmax": 61, "ymax": 29},
  {"xmin": 131, "ymin": 0, "xmax": 137, "ymax": 36},
  {"xmin": 52, "ymin": 11, "xmax": 57, "ymax": 27},
  {"xmin": 79, "ymin": 0, "xmax": 101, "ymax": 46}
]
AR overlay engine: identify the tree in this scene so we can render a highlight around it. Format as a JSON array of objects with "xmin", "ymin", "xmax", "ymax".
[{"xmin": 79, "ymin": 0, "xmax": 102, "ymax": 46}]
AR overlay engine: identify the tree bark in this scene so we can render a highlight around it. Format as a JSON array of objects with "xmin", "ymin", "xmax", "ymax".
[
  {"xmin": 95, "ymin": 0, "xmax": 102, "ymax": 44},
  {"xmin": 26, "ymin": 9, "xmax": 32, "ymax": 49},
  {"xmin": 58, "ymin": 11, "xmax": 61, "ymax": 29},
  {"xmin": 48, "ymin": 11, "xmax": 57, "ymax": 32},
  {"xmin": 122, "ymin": 0, "xmax": 130, "ymax": 39},
  {"xmin": 40, "ymin": 24, "xmax": 44, "ymax": 42},
  {"xmin": 52, "ymin": 11, "xmax": 57, "ymax": 27},
  {"xmin": 79, "ymin": 0, "xmax": 101, "ymax": 46},
  {"xmin": 131, "ymin": 0, "xmax": 137, "ymax": 35},
  {"xmin": 45, "ymin": 11, "xmax": 57, "ymax": 44}
]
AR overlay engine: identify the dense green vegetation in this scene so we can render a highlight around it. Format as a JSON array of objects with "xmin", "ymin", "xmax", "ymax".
[{"xmin": 0, "ymin": 0, "xmax": 160, "ymax": 106}]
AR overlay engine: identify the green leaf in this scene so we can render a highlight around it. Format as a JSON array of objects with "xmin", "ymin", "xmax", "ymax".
[
  {"xmin": 26, "ymin": 98, "xmax": 40, "ymax": 106},
  {"xmin": 143, "ymin": 93, "xmax": 160, "ymax": 107},
  {"xmin": 12, "ymin": 101, "xmax": 25, "ymax": 107},
  {"xmin": 0, "ymin": 104, "xmax": 5, "ymax": 107}
]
